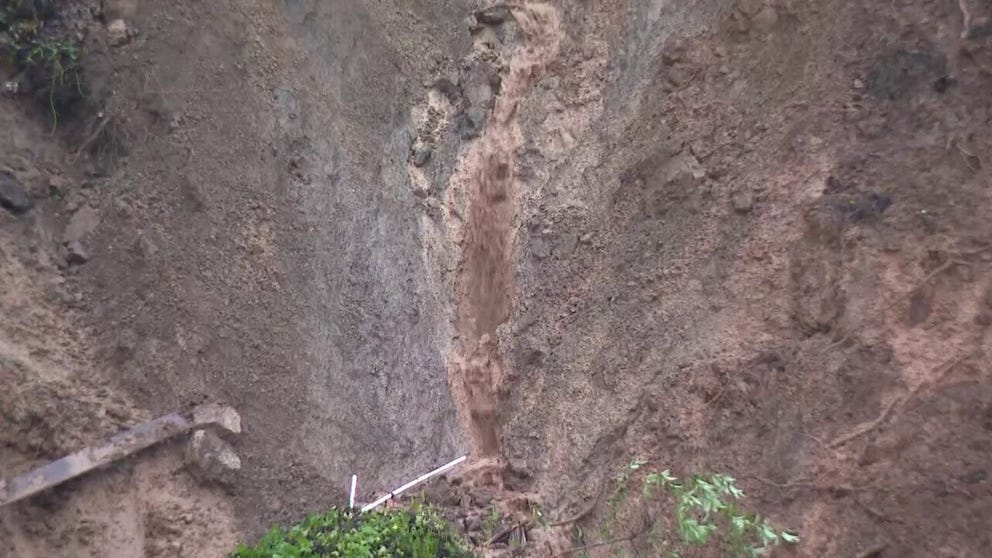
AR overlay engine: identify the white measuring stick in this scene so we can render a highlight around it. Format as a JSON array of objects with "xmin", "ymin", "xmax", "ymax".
[
  {"xmin": 349, "ymin": 475, "xmax": 358, "ymax": 509},
  {"xmin": 360, "ymin": 455, "xmax": 467, "ymax": 513}
]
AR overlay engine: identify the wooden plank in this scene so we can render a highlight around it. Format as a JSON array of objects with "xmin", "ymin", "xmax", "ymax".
[{"xmin": 0, "ymin": 404, "xmax": 240, "ymax": 507}]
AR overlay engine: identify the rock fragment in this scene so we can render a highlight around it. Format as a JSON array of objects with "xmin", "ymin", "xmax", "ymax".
[{"xmin": 185, "ymin": 429, "xmax": 241, "ymax": 486}]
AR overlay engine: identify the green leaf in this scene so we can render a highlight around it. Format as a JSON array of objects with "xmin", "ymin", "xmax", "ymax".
[
  {"xmin": 757, "ymin": 521, "xmax": 779, "ymax": 545},
  {"xmin": 781, "ymin": 531, "xmax": 800, "ymax": 544}
]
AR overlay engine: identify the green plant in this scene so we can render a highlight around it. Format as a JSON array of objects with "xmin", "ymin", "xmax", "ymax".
[
  {"xmin": 597, "ymin": 457, "xmax": 648, "ymax": 540},
  {"xmin": 584, "ymin": 459, "xmax": 799, "ymax": 558},
  {"xmin": 642, "ymin": 469, "xmax": 799, "ymax": 556},
  {"xmin": 482, "ymin": 503, "xmax": 501, "ymax": 541},
  {"xmin": 21, "ymin": 37, "xmax": 80, "ymax": 126},
  {"xmin": 1, "ymin": 1, "xmax": 83, "ymax": 129},
  {"xmin": 232, "ymin": 504, "xmax": 476, "ymax": 558},
  {"xmin": 530, "ymin": 505, "xmax": 547, "ymax": 529}
]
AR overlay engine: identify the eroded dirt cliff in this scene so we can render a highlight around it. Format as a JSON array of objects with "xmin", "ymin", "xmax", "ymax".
[{"xmin": 2, "ymin": 0, "xmax": 992, "ymax": 556}]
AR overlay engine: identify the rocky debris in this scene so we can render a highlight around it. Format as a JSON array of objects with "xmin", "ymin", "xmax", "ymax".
[
  {"xmin": 553, "ymin": 232, "xmax": 578, "ymax": 258},
  {"xmin": 0, "ymin": 172, "xmax": 33, "ymax": 214},
  {"xmin": 65, "ymin": 241, "xmax": 90, "ymax": 265},
  {"xmin": 107, "ymin": 19, "xmax": 131, "ymax": 46},
  {"xmin": 64, "ymin": 206, "xmax": 100, "ymax": 243},
  {"xmin": 520, "ymin": 334, "xmax": 550, "ymax": 365},
  {"xmin": 185, "ymin": 429, "xmax": 241, "ymax": 486},
  {"xmin": 458, "ymin": 59, "xmax": 502, "ymax": 139},
  {"xmin": 661, "ymin": 37, "xmax": 689, "ymax": 66},
  {"xmin": 531, "ymin": 235, "xmax": 551, "ymax": 259},
  {"xmin": 47, "ymin": 175, "xmax": 71, "ymax": 198},
  {"xmin": 132, "ymin": 234, "xmax": 159, "ymax": 259},
  {"xmin": 423, "ymin": 197, "xmax": 444, "ymax": 220},
  {"xmin": 751, "ymin": 6, "xmax": 779, "ymax": 33},
  {"xmin": 651, "ymin": 152, "xmax": 705, "ymax": 191},
  {"xmin": 460, "ymin": 106, "xmax": 487, "ymax": 139},
  {"xmin": 732, "ymin": 190, "xmax": 755, "ymax": 213},
  {"xmin": 432, "ymin": 75, "xmax": 461, "ymax": 102},
  {"xmin": 2, "ymin": 80, "xmax": 18, "ymax": 96},
  {"xmin": 471, "ymin": 25, "xmax": 502, "ymax": 49},
  {"xmin": 411, "ymin": 138, "xmax": 432, "ymax": 167},
  {"xmin": 62, "ymin": 206, "xmax": 99, "ymax": 264},
  {"xmin": 476, "ymin": 6, "xmax": 511, "ymax": 26},
  {"xmin": 143, "ymin": 505, "xmax": 190, "ymax": 557},
  {"xmin": 410, "ymin": 181, "xmax": 430, "ymax": 199}
]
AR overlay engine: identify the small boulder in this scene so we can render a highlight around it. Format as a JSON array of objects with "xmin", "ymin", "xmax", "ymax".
[
  {"xmin": 0, "ymin": 172, "xmax": 33, "ymax": 214},
  {"xmin": 185, "ymin": 429, "xmax": 241, "ymax": 486}
]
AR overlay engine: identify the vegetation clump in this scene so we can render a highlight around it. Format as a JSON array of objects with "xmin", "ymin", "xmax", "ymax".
[
  {"xmin": 1, "ymin": 0, "xmax": 83, "ymax": 127},
  {"xmin": 232, "ymin": 504, "xmax": 476, "ymax": 558},
  {"xmin": 583, "ymin": 458, "xmax": 800, "ymax": 558}
]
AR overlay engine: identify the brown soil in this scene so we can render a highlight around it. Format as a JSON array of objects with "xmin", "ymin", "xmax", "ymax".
[{"xmin": 2, "ymin": 0, "xmax": 992, "ymax": 556}]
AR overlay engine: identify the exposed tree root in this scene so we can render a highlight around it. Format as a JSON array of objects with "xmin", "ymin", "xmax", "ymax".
[{"xmin": 829, "ymin": 353, "xmax": 971, "ymax": 448}]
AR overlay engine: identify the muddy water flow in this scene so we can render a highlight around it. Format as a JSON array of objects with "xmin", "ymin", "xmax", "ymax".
[{"xmin": 448, "ymin": 3, "xmax": 562, "ymax": 472}]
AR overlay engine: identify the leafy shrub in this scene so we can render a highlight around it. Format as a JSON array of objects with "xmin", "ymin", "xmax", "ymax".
[{"xmin": 232, "ymin": 505, "xmax": 477, "ymax": 558}]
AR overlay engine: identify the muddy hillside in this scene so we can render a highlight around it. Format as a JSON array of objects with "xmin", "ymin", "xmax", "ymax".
[{"xmin": 2, "ymin": 0, "xmax": 992, "ymax": 556}]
